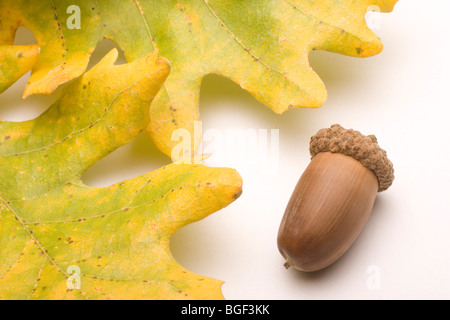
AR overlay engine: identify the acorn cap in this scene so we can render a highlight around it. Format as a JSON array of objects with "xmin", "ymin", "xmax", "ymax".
[{"xmin": 309, "ymin": 124, "xmax": 394, "ymax": 192}]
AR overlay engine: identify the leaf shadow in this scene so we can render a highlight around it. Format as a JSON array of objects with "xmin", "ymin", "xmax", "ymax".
[
  {"xmin": 81, "ymin": 131, "xmax": 171, "ymax": 188},
  {"xmin": 86, "ymin": 38, "xmax": 128, "ymax": 71},
  {"xmin": 0, "ymin": 71, "xmax": 60, "ymax": 122},
  {"xmin": 197, "ymin": 49, "xmax": 373, "ymax": 155},
  {"xmin": 13, "ymin": 26, "xmax": 38, "ymax": 45},
  {"xmin": 197, "ymin": 73, "xmax": 319, "ymax": 162},
  {"xmin": 308, "ymin": 49, "xmax": 367, "ymax": 93}
]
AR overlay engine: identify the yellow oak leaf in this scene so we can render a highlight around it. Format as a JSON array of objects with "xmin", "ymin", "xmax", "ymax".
[
  {"xmin": 0, "ymin": 49, "xmax": 242, "ymax": 299},
  {"xmin": 0, "ymin": 0, "xmax": 398, "ymax": 158}
]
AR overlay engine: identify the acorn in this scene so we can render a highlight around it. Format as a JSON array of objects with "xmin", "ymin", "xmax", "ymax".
[{"xmin": 277, "ymin": 124, "xmax": 394, "ymax": 272}]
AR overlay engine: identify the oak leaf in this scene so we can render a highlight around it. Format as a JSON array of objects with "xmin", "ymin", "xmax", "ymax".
[
  {"xmin": 0, "ymin": 0, "xmax": 398, "ymax": 159},
  {"xmin": 0, "ymin": 49, "xmax": 242, "ymax": 299}
]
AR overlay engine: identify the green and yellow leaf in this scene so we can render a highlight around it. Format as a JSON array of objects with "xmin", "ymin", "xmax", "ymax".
[
  {"xmin": 0, "ymin": 49, "xmax": 242, "ymax": 299},
  {"xmin": 0, "ymin": 1, "xmax": 398, "ymax": 158}
]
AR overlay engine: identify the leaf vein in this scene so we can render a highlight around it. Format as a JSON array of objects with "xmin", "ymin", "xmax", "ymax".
[
  {"xmin": 27, "ymin": 260, "xmax": 46, "ymax": 300},
  {"xmin": 199, "ymin": 0, "xmax": 285, "ymax": 76},
  {"xmin": 0, "ymin": 194, "xmax": 68, "ymax": 279},
  {"xmin": 283, "ymin": 0, "xmax": 366, "ymax": 46},
  {"xmin": 49, "ymin": 0, "xmax": 68, "ymax": 71},
  {"xmin": 0, "ymin": 243, "xmax": 28, "ymax": 281},
  {"xmin": 1, "ymin": 85, "xmax": 129, "ymax": 157},
  {"xmin": 25, "ymin": 182, "xmax": 216, "ymax": 225}
]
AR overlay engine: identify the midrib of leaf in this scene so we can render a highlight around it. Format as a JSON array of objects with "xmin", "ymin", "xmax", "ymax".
[
  {"xmin": 0, "ymin": 193, "xmax": 70, "ymax": 280},
  {"xmin": 200, "ymin": 0, "xmax": 284, "ymax": 74},
  {"xmin": 198, "ymin": 0, "xmax": 316, "ymax": 99},
  {"xmin": 26, "ymin": 260, "xmax": 45, "ymax": 300},
  {"xmin": 22, "ymin": 181, "xmax": 214, "ymax": 225},
  {"xmin": 0, "ymin": 239, "xmax": 26, "ymax": 281},
  {"xmin": 0, "ymin": 82, "xmax": 128, "ymax": 158},
  {"xmin": 132, "ymin": 0, "xmax": 179, "ymax": 125},
  {"xmin": 133, "ymin": 0, "xmax": 157, "ymax": 50},
  {"xmin": 49, "ymin": 0, "xmax": 68, "ymax": 68}
]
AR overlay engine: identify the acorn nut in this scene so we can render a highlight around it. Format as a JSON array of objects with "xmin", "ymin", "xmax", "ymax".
[{"xmin": 277, "ymin": 124, "xmax": 394, "ymax": 272}]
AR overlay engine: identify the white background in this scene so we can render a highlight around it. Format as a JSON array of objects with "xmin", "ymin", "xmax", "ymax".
[{"xmin": 2, "ymin": 0, "xmax": 449, "ymax": 300}]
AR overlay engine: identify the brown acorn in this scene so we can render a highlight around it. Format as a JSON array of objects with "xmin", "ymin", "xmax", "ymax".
[{"xmin": 277, "ymin": 124, "xmax": 394, "ymax": 272}]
